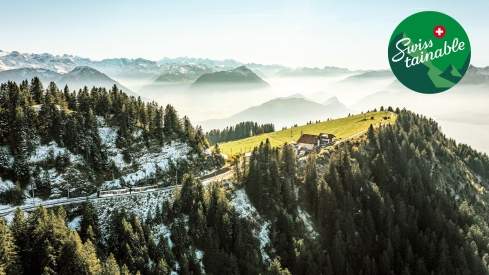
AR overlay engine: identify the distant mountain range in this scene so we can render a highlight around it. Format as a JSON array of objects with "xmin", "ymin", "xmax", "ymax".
[
  {"xmin": 0, "ymin": 67, "xmax": 62, "ymax": 84},
  {"xmin": 2, "ymin": 49, "xmax": 489, "ymax": 96},
  {"xmin": 0, "ymin": 66, "xmax": 136, "ymax": 96},
  {"xmin": 0, "ymin": 50, "xmax": 81, "ymax": 73},
  {"xmin": 0, "ymin": 49, "xmax": 357, "ymax": 85},
  {"xmin": 191, "ymin": 66, "xmax": 269, "ymax": 88},
  {"xmin": 0, "ymin": 50, "xmax": 242, "ymax": 82},
  {"xmin": 153, "ymin": 64, "xmax": 215, "ymax": 83},
  {"xmin": 200, "ymin": 95, "xmax": 349, "ymax": 130},
  {"xmin": 158, "ymin": 56, "xmax": 241, "ymax": 68}
]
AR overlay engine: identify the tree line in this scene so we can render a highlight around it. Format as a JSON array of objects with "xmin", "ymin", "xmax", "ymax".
[{"xmin": 206, "ymin": 121, "xmax": 274, "ymax": 145}]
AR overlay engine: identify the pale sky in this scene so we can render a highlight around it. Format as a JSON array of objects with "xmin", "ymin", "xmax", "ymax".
[{"xmin": 1, "ymin": 0, "xmax": 488, "ymax": 69}]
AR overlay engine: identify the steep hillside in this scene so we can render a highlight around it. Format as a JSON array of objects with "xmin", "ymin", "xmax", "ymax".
[
  {"xmin": 0, "ymin": 79, "xmax": 220, "ymax": 206},
  {"xmin": 237, "ymin": 109, "xmax": 489, "ymax": 274},
  {"xmin": 2, "ymin": 109, "xmax": 489, "ymax": 274}
]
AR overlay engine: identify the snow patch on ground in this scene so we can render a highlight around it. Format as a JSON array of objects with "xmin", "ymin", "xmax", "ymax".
[
  {"xmin": 46, "ymin": 168, "xmax": 65, "ymax": 186},
  {"xmin": 232, "ymin": 188, "xmax": 257, "ymax": 219},
  {"xmin": 258, "ymin": 221, "xmax": 271, "ymax": 262},
  {"xmin": 152, "ymin": 219, "xmax": 192, "ymax": 274},
  {"xmin": 195, "ymin": 249, "xmax": 205, "ymax": 273},
  {"xmin": 231, "ymin": 189, "xmax": 271, "ymax": 263},
  {"xmin": 2, "ymin": 212, "xmax": 15, "ymax": 224},
  {"xmin": 29, "ymin": 141, "xmax": 81, "ymax": 163},
  {"xmin": 93, "ymin": 189, "xmax": 175, "ymax": 237},
  {"xmin": 68, "ymin": 215, "xmax": 82, "ymax": 230},
  {"xmin": 98, "ymin": 126, "xmax": 117, "ymax": 146},
  {"xmin": 0, "ymin": 177, "xmax": 15, "ymax": 192},
  {"xmin": 98, "ymin": 126, "xmax": 129, "ymax": 170},
  {"xmin": 152, "ymin": 223, "xmax": 174, "ymax": 248},
  {"xmin": 102, "ymin": 142, "xmax": 190, "ymax": 189},
  {"xmin": 298, "ymin": 207, "xmax": 319, "ymax": 239},
  {"xmin": 0, "ymin": 146, "xmax": 14, "ymax": 168}
]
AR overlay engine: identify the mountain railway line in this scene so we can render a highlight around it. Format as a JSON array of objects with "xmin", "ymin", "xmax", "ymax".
[{"xmin": 0, "ymin": 166, "xmax": 233, "ymax": 217}]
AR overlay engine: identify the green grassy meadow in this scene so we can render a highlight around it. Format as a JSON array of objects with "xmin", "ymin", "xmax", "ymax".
[{"xmin": 219, "ymin": 111, "xmax": 396, "ymax": 157}]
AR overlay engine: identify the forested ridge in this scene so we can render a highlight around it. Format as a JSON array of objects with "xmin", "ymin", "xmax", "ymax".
[
  {"xmin": 0, "ymin": 77, "xmax": 217, "ymax": 205},
  {"xmin": 2, "ymin": 97, "xmax": 489, "ymax": 274},
  {"xmin": 242, "ymin": 109, "xmax": 489, "ymax": 274}
]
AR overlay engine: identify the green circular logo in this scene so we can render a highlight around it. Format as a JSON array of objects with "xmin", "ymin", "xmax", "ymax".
[{"xmin": 388, "ymin": 11, "xmax": 471, "ymax": 94}]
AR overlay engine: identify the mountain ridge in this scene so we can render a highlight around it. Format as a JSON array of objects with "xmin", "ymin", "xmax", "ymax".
[
  {"xmin": 0, "ymin": 66, "xmax": 137, "ymax": 96},
  {"xmin": 191, "ymin": 65, "xmax": 269, "ymax": 88}
]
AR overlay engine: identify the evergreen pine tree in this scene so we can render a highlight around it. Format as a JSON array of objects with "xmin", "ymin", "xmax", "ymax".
[
  {"xmin": 30, "ymin": 77, "xmax": 44, "ymax": 104},
  {"xmin": 154, "ymin": 258, "xmax": 171, "ymax": 275},
  {"xmin": 103, "ymin": 253, "xmax": 120, "ymax": 275},
  {"xmin": 0, "ymin": 219, "xmax": 20, "ymax": 275},
  {"xmin": 82, "ymin": 240, "xmax": 102, "ymax": 274},
  {"xmin": 268, "ymin": 258, "xmax": 292, "ymax": 275}
]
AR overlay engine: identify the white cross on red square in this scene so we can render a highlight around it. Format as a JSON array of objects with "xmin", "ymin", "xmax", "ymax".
[{"xmin": 433, "ymin": 25, "xmax": 446, "ymax": 38}]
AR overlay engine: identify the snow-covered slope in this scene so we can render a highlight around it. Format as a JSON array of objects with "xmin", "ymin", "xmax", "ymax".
[
  {"xmin": 102, "ymin": 141, "xmax": 190, "ymax": 189},
  {"xmin": 1, "ymin": 116, "xmax": 193, "ymax": 201},
  {"xmin": 94, "ymin": 189, "xmax": 175, "ymax": 236},
  {"xmin": 0, "ymin": 178, "xmax": 15, "ymax": 193},
  {"xmin": 231, "ymin": 189, "xmax": 271, "ymax": 262},
  {"xmin": 98, "ymin": 117, "xmax": 192, "ymax": 189}
]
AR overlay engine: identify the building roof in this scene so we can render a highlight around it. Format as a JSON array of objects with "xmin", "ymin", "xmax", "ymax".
[
  {"xmin": 319, "ymin": 133, "xmax": 336, "ymax": 139},
  {"xmin": 297, "ymin": 134, "xmax": 318, "ymax": 145}
]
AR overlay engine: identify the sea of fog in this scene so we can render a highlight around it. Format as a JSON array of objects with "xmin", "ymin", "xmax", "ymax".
[
  {"xmin": 438, "ymin": 120, "xmax": 489, "ymax": 154},
  {"xmin": 126, "ymin": 75, "xmax": 489, "ymax": 154},
  {"xmin": 136, "ymin": 75, "xmax": 393, "ymax": 121}
]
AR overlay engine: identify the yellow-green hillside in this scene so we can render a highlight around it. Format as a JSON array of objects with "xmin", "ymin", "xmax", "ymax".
[{"xmin": 219, "ymin": 111, "xmax": 396, "ymax": 157}]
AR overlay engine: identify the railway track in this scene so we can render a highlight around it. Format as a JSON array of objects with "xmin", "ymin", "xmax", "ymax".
[{"xmin": 0, "ymin": 166, "xmax": 233, "ymax": 217}]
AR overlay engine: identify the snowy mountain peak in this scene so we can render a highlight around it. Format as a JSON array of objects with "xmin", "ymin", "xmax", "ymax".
[
  {"xmin": 0, "ymin": 50, "xmax": 78, "ymax": 73},
  {"xmin": 69, "ymin": 66, "xmax": 99, "ymax": 74}
]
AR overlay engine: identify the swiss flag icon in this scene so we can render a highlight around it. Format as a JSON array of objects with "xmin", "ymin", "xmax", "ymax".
[{"xmin": 433, "ymin": 25, "xmax": 446, "ymax": 38}]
